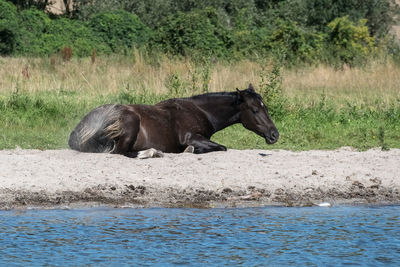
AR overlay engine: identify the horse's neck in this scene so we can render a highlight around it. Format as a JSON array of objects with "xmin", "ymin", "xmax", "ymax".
[{"xmin": 193, "ymin": 95, "xmax": 240, "ymax": 132}]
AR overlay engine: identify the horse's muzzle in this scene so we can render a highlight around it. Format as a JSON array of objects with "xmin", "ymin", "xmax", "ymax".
[{"xmin": 265, "ymin": 129, "xmax": 279, "ymax": 144}]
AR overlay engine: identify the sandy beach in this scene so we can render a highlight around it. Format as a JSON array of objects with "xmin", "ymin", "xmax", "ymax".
[{"xmin": 0, "ymin": 148, "xmax": 399, "ymax": 209}]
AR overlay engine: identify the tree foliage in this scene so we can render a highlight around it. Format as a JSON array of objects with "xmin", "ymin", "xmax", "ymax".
[
  {"xmin": 1, "ymin": 0, "xmax": 399, "ymax": 64},
  {"xmin": 16, "ymin": 8, "xmax": 51, "ymax": 55},
  {"xmin": 15, "ymin": 7, "xmax": 110, "ymax": 56},
  {"xmin": 0, "ymin": 0, "xmax": 18, "ymax": 54},
  {"xmin": 88, "ymin": 9, "xmax": 151, "ymax": 52},
  {"xmin": 8, "ymin": 0, "xmax": 50, "ymax": 11},
  {"xmin": 153, "ymin": 8, "xmax": 231, "ymax": 57},
  {"xmin": 327, "ymin": 16, "xmax": 375, "ymax": 65}
]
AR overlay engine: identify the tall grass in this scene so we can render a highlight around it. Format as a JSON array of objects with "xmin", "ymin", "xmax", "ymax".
[
  {"xmin": 0, "ymin": 54, "xmax": 258, "ymax": 96},
  {"xmin": 283, "ymin": 63, "xmax": 400, "ymax": 106},
  {"xmin": 2, "ymin": 55, "xmax": 399, "ymax": 104},
  {"xmin": 0, "ymin": 55, "xmax": 399, "ymax": 151}
]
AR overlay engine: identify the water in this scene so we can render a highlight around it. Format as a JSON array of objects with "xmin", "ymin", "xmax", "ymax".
[{"xmin": 0, "ymin": 206, "xmax": 399, "ymax": 266}]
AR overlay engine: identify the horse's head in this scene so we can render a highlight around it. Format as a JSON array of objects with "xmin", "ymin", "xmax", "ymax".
[{"xmin": 237, "ymin": 84, "xmax": 279, "ymax": 144}]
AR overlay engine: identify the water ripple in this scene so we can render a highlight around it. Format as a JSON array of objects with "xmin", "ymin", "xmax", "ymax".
[{"xmin": 0, "ymin": 206, "xmax": 399, "ymax": 266}]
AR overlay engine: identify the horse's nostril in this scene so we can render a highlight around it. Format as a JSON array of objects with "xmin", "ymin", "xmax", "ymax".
[{"xmin": 271, "ymin": 130, "xmax": 279, "ymax": 141}]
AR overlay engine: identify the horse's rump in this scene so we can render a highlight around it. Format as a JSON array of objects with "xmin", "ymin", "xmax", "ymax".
[{"xmin": 68, "ymin": 104, "xmax": 124, "ymax": 153}]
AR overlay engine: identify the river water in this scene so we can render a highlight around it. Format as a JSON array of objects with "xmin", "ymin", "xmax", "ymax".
[{"xmin": 0, "ymin": 205, "xmax": 399, "ymax": 266}]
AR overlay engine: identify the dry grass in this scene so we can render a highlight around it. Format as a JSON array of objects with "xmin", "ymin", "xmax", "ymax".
[
  {"xmin": 0, "ymin": 54, "xmax": 259, "ymax": 94},
  {"xmin": 1, "ymin": 55, "xmax": 399, "ymax": 105},
  {"xmin": 283, "ymin": 62, "xmax": 400, "ymax": 105}
]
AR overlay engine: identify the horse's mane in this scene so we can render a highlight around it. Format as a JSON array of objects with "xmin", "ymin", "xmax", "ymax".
[
  {"xmin": 157, "ymin": 89, "xmax": 259, "ymax": 106},
  {"xmin": 189, "ymin": 91, "xmax": 237, "ymax": 100},
  {"xmin": 189, "ymin": 89, "xmax": 261, "ymax": 101}
]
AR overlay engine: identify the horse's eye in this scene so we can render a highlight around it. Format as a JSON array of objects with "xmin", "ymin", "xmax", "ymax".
[{"xmin": 252, "ymin": 109, "xmax": 258, "ymax": 114}]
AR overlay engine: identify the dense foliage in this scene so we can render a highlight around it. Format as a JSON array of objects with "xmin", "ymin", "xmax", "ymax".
[
  {"xmin": 88, "ymin": 10, "xmax": 151, "ymax": 53},
  {"xmin": 1, "ymin": 0, "xmax": 400, "ymax": 64},
  {"xmin": 153, "ymin": 8, "xmax": 232, "ymax": 57},
  {"xmin": 16, "ymin": 8, "xmax": 110, "ymax": 56},
  {"xmin": 0, "ymin": 0, "xmax": 18, "ymax": 54}
]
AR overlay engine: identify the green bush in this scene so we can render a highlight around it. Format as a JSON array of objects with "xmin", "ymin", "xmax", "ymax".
[
  {"xmin": 15, "ymin": 9, "xmax": 110, "ymax": 57},
  {"xmin": 88, "ymin": 9, "xmax": 152, "ymax": 53},
  {"xmin": 16, "ymin": 8, "xmax": 51, "ymax": 55},
  {"xmin": 230, "ymin": 28, "xmax": 258, "ymax": 58},
  {"xmin": 8, "ymin": 0, "xmax": 49, "ymax": 11},
  {"xmin": 257, "ymin": 0, "xmax": 399, "ymax": 38},
  {"xmin": 303, "ymin": 0, "xmax": 399, "ymax": 38},
  {"xmin": 229, "ymin": 8, "xmax": 259, "ymax": 58},
  {"xmin": 42, "ymin": 18, "xmax": 110, "ymax": 57},
  {"xmin": 256, "ymin": 19, "xmax": 323, "ymax": 64},
  {"xmin": 74, "ymin": 0, "xmax": 177, "ymax": 29},
  {"xmin": 0, "ymin": 0, "xmax": 18, "ymax": 55},
  {"xmin": 0, "ymin": 0, "xmax": 398, "ymax": 65},
  {"xmin": 327, "ymin": 16, "xmax": 375, "ymax": 65},
  {"xmin": 153, "ymin": 8, "xmax": 232, "ymax": 58}
]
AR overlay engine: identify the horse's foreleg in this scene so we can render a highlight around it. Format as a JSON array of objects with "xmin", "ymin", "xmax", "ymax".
[{"xmin": 186, "ymin": 134, "xmax": 227, "ymax": 154}]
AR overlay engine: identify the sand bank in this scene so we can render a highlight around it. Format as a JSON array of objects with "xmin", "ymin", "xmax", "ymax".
[{"xmin": 1, "ymin": 148, "xmax": 399, "ymax": 209}]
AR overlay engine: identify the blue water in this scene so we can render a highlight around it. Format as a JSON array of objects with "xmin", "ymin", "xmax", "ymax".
[{"xmin": 0, "ymin": 206, "xmax": 399, "ymax": 266}]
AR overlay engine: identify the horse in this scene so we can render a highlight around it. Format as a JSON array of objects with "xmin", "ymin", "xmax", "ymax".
[{"xmin": 68, "ymin": 84, "xmax": 279, "ymax": 158}]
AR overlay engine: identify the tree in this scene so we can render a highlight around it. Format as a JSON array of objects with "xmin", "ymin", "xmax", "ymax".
[
  {"xmin": 88, "ymin": 9, "xmax": 152, "ymax": 52},
  {"xmin": 153, "ymin": 8, "xmax": 231, "ymax": 57},
  {"xmin": 327, "ymin": 16, "xmax": 375, "ymax": 64},
  {"xmin": 0, "ymin": 0, "xmax": 18, "ymax": 54},
  {"xmin": 8, "ymin": 0, "xmax": 50, "ymax": 11}
]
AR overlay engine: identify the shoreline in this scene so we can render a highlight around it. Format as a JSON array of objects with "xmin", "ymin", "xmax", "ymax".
[{"xmin": 1, "ymin": 148, "xmax": 399, "ymax": 210}]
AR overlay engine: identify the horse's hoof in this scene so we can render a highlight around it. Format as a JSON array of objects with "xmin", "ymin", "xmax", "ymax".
[
  {"xmin": 153, "ymin": 150, "xmax": 164, "ymax": 158},
  {"xmin": 184, "ymin": 145, "xmax": 195, "ymax": 153},
  {"xmin": 138, "ymin": 148, "xmax": 164, "ymax": 159}
]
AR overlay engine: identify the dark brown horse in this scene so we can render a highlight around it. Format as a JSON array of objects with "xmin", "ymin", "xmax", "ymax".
[{"xmin": 68, "ymin": 84, "xmax": 279, "ymax": 158}]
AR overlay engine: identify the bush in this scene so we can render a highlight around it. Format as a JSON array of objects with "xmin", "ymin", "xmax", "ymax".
[
  {"xmin": 260, "ymin": 0, "xmax": 400, "ymax": 38},
  {"xmin": 74, "ymin": 0, "xmax": 177, "ymax": 29},
  {"xmin": 256, "ymin": 19, "xmax": 323, "ymax": 64},
  {"xmin": 42, "ymin": 18, "xmax": 110, "ymax": 57},
  {"xmin": 229, "ymin": 8, "xmax": 259, "ymax": 58},
  {"xmin": 0, "ymin": 0, "xmax": 398, "ymax": 66},
  {"xmin": 0, "ymin": 0, "xmax": 18, "ymax": 55},
  {"xmin": 230, "ymin": 28, "xmax": 258, "ymax": 58},
  {"xmin": 304, "ymin": 0, "xmax": 399, "ymax": 38},
  {"xmin": 16, "ymin": 8, "xmax": 51, "ymax": 55},
  {"xmin": 8, "ymin": 0, "xmax": 50, "ymax": 11},
  {"xmin": 153, "ymin": 8, "xmax": 232, "ymax": 58},
  {"xmin": 88, "ymin": 9, "xmax": 152, "ymax": 53},
  {"xmin": 16, "ymin": 10, "xmax": 110, "ymax": 57},
  {"xmin": 326, "ymin": 16, "xmax": 375, "ymax": 65}
]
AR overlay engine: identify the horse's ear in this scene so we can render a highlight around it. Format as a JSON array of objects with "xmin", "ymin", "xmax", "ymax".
[{"xmin": 248, "ymin": 83, "xmax": 255, "ymax": 92}]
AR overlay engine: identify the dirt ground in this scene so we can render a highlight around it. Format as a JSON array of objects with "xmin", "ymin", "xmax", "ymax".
[{"xmin": 0, "ymin": 148, "xmax": 399, "ymax": 209}]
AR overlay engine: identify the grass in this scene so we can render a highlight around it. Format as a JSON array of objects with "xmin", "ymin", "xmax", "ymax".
[
  {"xmin": 0, "ymin": 55, "xmax": 399, "ymax": 151},
  {"xmin": 282, "ymin": 62, "xmax": 400, "ymax": 106}
]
